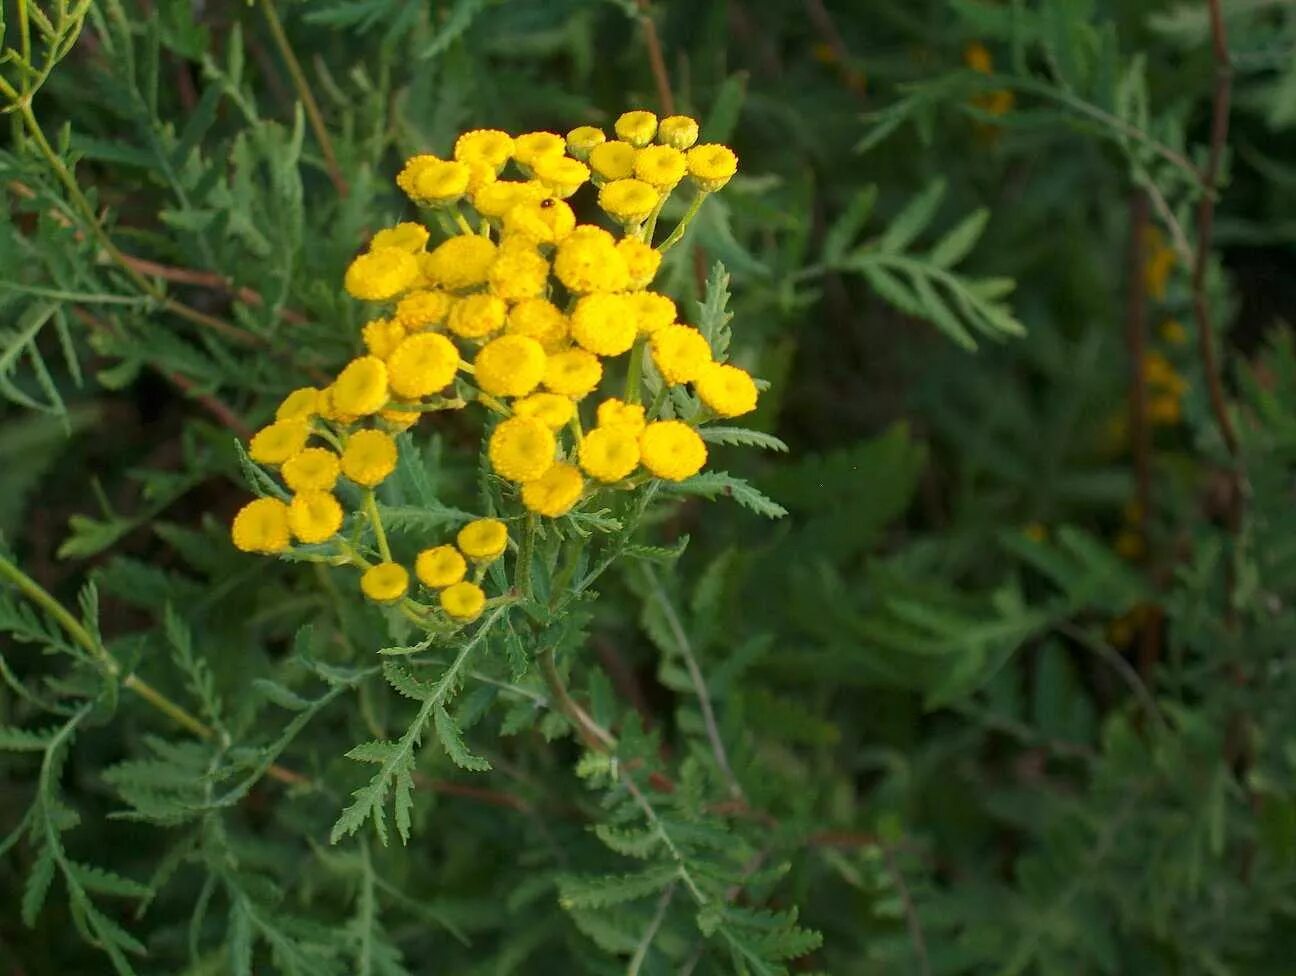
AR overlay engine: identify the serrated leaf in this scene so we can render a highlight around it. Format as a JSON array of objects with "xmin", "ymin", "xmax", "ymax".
[
  {"xmin": 928, "ymin": 207, "xmax": 990, "ymax": 267},
  {"xmin": 0, "ymin": 725, "xmax": 59, "ymax": 751},
  {"xmin": 878, "ymin": 180, "xmax": 946, "ymax": 252},
  {"xmin": 669, "ymin": 472, "xmax": 788, "ymax": 519},
  {"xmin": 433, "ymin": 706, "xmax": 491, "ymax": 771},
  {"xmin": 698, "ymin": 426, "xmax": 789, "ymax": 452},
  {"xmin": 557, "ymin": 865, "xmax": 680, "ymax": 909}
]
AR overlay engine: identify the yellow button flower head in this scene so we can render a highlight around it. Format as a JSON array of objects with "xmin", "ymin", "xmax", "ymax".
[
  {"xmin": 363, "ymin": 318, "xmax": 408, "ymax": 359},
  {"xmin": 657, "ymin": 115, "xmax": 700, "ymax": 150},
  {"xmin": 599, "ymin": 178, "xmax": 659, "ymax": 225},
  {"xmin": 686, "ymin": 144, "xmax": 738, "ymax": 193},
  {"xmin": 533, "ymin": 155, "xmax": 590, "ymax": 199},
  {"xmin": 474, "ymin": 335, "xmax": 547, "ymax": 398},
  {"xmin": 332, "ymin": 356, "xmax": 390, "ymax": 416},
  {"xmin": 276, "ymin": 387, "xmax": 321, "ymax": 421},
  {"xmin": 553, "ymin": 226, "xmax": 630, "ymax": 294},
  {"xmin": 341, "ymin": 429, "xmax": 398, "ymax": 487},
  {"xmin": 566, "ymin": 125, "xmax": 606, "ymax": 160},
  {"xmin": 465, "ymin": 160, "xmax": 498, "ymax": 195},
  {"xmin": 503, "ymin": 196, "xmax": 576, "ymax": 244},
  {"xmin": 281, "ymin": 447, "xmax": 340, "ymax": 493},
  {"xmin": 487, "ymin": 239, "xmax": 549, "ymax": 303},
  {"xmin": 415, "ymin": 545, "xmax": 467, "ymax": 588},
  {"xmin": 441, "ymin": 581, "xmax": 486, "ymax": 621},
  {"xmin": 454, "ymin": 129, "xmax": 515, "ymax": 172},
  {"xmin": 507, "ymin": 298, "xmax": 569, "ymax": 351},
  {"xmin": 396, "ymin": 155, "xmax": 438, "ymax": 197},
  {"xmin": 616, "ymin": 238, "xmax": 662, "ymax": 290},
  {"xmin": 596, "ymin": 397, "xmax": 647, "ymax": 434},
  {"xmin": 457, "ymin": 518, "xmax": 509, "ymax": 561},
  {"xmin": 571, "ymin": 294, "xmax": 638, "ymax": 357},
  {"xmin": 633, "ymin": 145, "xmax": 687, "ymax": 189},
  {"xmin": 579, "ymin": 425, "xmax": 641, "ymax": 482},
  {"xmin": 400, "ymin": 157, "xmax": 472, "ymax": 207},
  {"xmin": 231, "ymin": 497, "xmax": 291, "ymax": 554},
  {"xmin": 513, "ymin": 391, "xmax": 575, "ymax": 429},
  {"xmin": 588, "ymin": 140, "xmax": 638, "ymax": 183},
  {"xmin": 249, "ymin": 420, "xmax": 310, "ymax": 465},
  {"xmin": 513, "ymin": 132, "xmax": 567, "ymax": 172},
  {"xmin": 615, "ymin": 110, "xmax": 658, "ymax": 148},
  {"xmin": 370, "ymin": 222, "xmax": 430, "ymax": 254},
  {"xmin": 317, "ymin": 386, "xmax": 358, "ymax": 425},
  {"xmin": 424, "ymin": 235, "xmax": 498, "ymax": 291},
  {"xmin": 488, "ymin": 416, "xmax": 556, "ymax": 482},
  {"xmin": 395, "ymin": 289, "xmax": 453, "ymax": 330},
  {"xmin": 651, "ymin": 324, "xmax": 712, "ymax": 385},
  {"xmin": 521, "ymin": 462, "xmax": 583, "ymax": 517},
  {"xmin": 288, "ymin": 490, "xmax": 344, "ymax": 544},
  {"xmin": 627, "ymin": 291, "xmax": 676, "ymax": 334},
  {"xmin": 472, "ymin": 180, "xmax": 545, "ymax": 219},
  {"xmin": 640, "ymin": 420, "xmax": 707, "ymax": 481},
  {"xmin": 380, "ymin": 403, "xmax": 422, "ymax": 433},
  {"xmin": 344, "ymin": 247, "xmax": 420, "ymax": 301},
  {"xmin": 695, "ymin": 362, "xmax": 758, "ymax": 417},
  {"xmin": 361, "ymin": 562, "xmax": 409, "ymax": 603},
  {"xmin": 543, "ymin": 348, "xmax": 603, "ymax": 398},
  {"xmin": 386, "ymin": 332, "xmax": 460, "ymax": 398},
  {"xmin": 447, "ymin": 293, "xmax": 507, "ymax": 339}
]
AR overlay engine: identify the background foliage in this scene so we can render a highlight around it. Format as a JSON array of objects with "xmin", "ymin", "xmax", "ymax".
[{"xmin": 2, "ymin": 0, "xmax": 1295, "ymax": 972}]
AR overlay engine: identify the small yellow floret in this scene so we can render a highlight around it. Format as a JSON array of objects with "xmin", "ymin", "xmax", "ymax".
[
  {"xmin": 361, "ymin": 562, "xmax": 409, "ymax": 603},
  {"xmin": 249, "ymin": 420, "xmax": 310, "ymax": 465},
  {"xmin": 399, "ymin": 156, "xmax": 471, "ymax": 206},
  {"xmin": 616, "ymin": 238, "xmax": 662, "ymax": 290},
  {"xmin": 615, "ymin": 110, "xmax": 658, "ymax": 148},
  {"xmin": 317, "ymin": 386, "xmax": 358, "ymax": 425},
  {"xmin": 363, "ymin": 318, "xmax": 408, "ymax": 359},
  {"xmin": 423, "ymin": 235, "xmax": 498, "ymax": 291},
  {"xmin": 657, "ymin": 115, "xmax": 700, "ymax": 150},
  {"xmin": 579, "ymin": 425, "xmax": 641, "ymax": 482},
  {"xmin": 626, "ymin": 292, "xmax": 676, "ymax": 334},
  {"xmin": 341, "ymin": 429, "xmax": 398, "ymax": 487},
  {"xmin": 588, "ymin": 140, "xmax": 638, "ymax": 183},
  {"xmin": 598, "ymin": 178, "xmax": 659, "ymax": 225},
  {"xmin": 488, "ymin": 416, "xmax": 556, "ymax": 482},
  {"xmin": 633, "ymin": 145, "xmax": 687, "ymax": 188},
  {"xmin": 281, "ymin": 448, "xmax": 340, "ymax": 493},
  {"xmin": 454, "ymin": 129, "xmax": 515, "ymax": 171},
  {"xmin": 503, "ymin": 196, "xmax": 575, "ymax": 244},
  {"xmin": 686, "ymin": 144, "xmax": 738, "ymax": 192},
  {"xmin": 639, "ymin": 420, "xmax": 707, "ymax": 481},
  {"xmin": 507, "ymin": 298, "xmax": 569, "ymax": 351},
  {"xmin": 553, "ymin": 226, "xmax": 630, "ymax": 294},
  {"xmin": 513, "ymin": 392, "xmax": 575, "ymax": 429},
  {"xmin": 370, "ymin": 222, "xmax": 430, "ymax": 253},
  {"xmin": 344, "ymin": 247, "xmax": 420, "ymax": 301},
  {"xmin": 288, "ymin": 491, "xmax": 343, "ymax": 544},
  {"xmin": 472, "ymin": 180, "xmax": 545, "ymax": 219},
  {"xmin": 447, "ymin": 293, "xmax": 507, "ymax": 339},
  {"xmin": 415, "ymin": 545, "xmax": 467, "ymax": 588},
  {"xmin": 543, "ymin": 349, "xmax": 603, "ymax": 398},
  {"xmin": 380, "ymin": 403, "xmax": 422, "ymax": 432},
  {"xmin": 651, "ymin": 324, "xmax": 712, "ymax": 385},
  {"xmin": 521, "ymin": 462, "xmax": 584, "ymax": 517},
  {"xmin": 386, "ymin": 332, "xmax": 460, "ymax": 398},
  {"xmin": 231, "ymin": 497, "xmax": 291, "ymax": 554},
  {"xmin": 457, "ymin": 518, "xmax": 509, "ymax": 561},
  {"xmin": 441, "ymin": 581, "xmax": 486, "ymax": 621},
  {"xmin": 487, "ymin": 240, "xmax": 549, "ymax": 302},
  {"xmin": 395, "ymin": 289, "xmax": 453, "ymax": 330},
  {"xmin": 474, "ymin": 335, "xmax": 547, "ymax": 398},
  {"xmin": 276, "ymin": 387, "xmax": 321, "ymax": 421},
  {"xmin": 695, "ymin": 362, "xmax": 758, "ymax": 417},
  {"xmin": 533, "ymin": 155, "xmax": 590, "ymax": 199},
  {"xmin": 596, "ymin": 398, "xmax": 646, "ymax": 434},
  {"xmin": 513, "ymin": 132, "xmax": 566, "ymax": 171},
  {"xmin": 332, "ymin": 356, "xmax": 390, "ymax": 416},
  {"xmin": 566, "ymin": 126, "xmax": 606, "ymax": 160},
  {"xmin": 571, "ymin": 294, "xmax": 638, "ymax": 357}
]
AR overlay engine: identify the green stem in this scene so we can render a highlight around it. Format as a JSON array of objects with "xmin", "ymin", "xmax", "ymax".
[
  {"xmin": 656, "ymin": 190, "xmax": 708, "ymax": 253},
  {"xmin": 624, "ymin": 338, "xmax": 646, "ymax": 404},
  {"xmin": 516, "ymin": 513, "xmax": 537, "ymax": 598},
  {"xmin": 363, "ymin": 490, "xmax": 391, "ymax": 563},
  {"xmin": 641, "ymin": 190, "xmax": 671, "ymax": 244},
  {"xmin": 647, "ymin": 385, "xmax": 668, "ymax": 419}
]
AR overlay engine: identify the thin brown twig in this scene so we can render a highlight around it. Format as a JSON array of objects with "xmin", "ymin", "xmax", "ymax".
[
  {"xmin": 635, "ymin": 0, "xmax": 675, "ymax": 115},
  {"xmin": 1125, "ymin": 192, "xmax": 1151, "ymax": 543}
]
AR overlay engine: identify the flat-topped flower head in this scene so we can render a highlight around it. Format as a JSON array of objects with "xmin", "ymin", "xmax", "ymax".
[
  {"xmin": 361, "ymin": 562, "xmax": 408, "ymax": 603},
  {"xmin": 588, "ymin": 140, "xmax": 637, "ymax": 183},
  {"xmin": 447, "ymin": 293, "xmax": 507, "ymax": 340},
  {"xmin": 627, "ymin": 291, "xmax": 676, "ymax": 334},
  {"xmin": 640, "ymin": 420, "xmax": 707, "ymax": 481},
  {"xmin": 332, "ymin": 356, "xmax": 390, "ymax": 416},
  {"xmin": 579, "ymin": 425, "xmax": 640, "ymax": 482},
  {"xmin": 457, "ymin": 518, "xmax": 509, "ymax": 562},
  {"xmin": 514, "ymin": 392, "xmax": 575, "ymax": 430},
  {"xmin": 423, "ymin": 236, "xmax": 497, "ymax": 291},
  {"xmin": 695, "ymin": 362, "xmax": 758, "ymax": 417},
  {"xmin": 399, "ymin": 156, "xmax": 471, "ymax": 206},
  {"xmin": 288, "ymin": 491, "xmax": 343, "ymax": 544},
  {"xmin": 566, "ymin": 125, "xmax": 606, "ymax": 160},
  {"xmin": 472, "ymin": 180, "xmax": 545, "ymax": 219},
  {"xmin": 651, "ymin": 324, "xmax": 712, "ymax": 385},
  {"xmin": 415, "ymin": 545, "xmax": 467, "ymax": 588},
  {"xmin": 507, "ymin": 298, "xmax": 570, "ymax": 351},
  {"xmin": 370, "ymin": 222, "xmax": 430, "ymax": 253},
  {"xmin": 571, "ymin": 294, "xmax": 638, "ymax": 357},
  {"xmin": 521, "ymin": 462, "xmax": 583, "ymax": 517},
  {"xmin": 503, "ymin": 196, "xmax": 575, "ymax": 244},
  {"xmin": 686, "ymin": 144, "xmax": 738, "ymax": 192},
  {"xmin": 474, "ymin": 335, "xmax": 547, "ymax": 398},
  {"xmin": 617, "ymin": 238, "xmax": 662, "ymax": 290},
  {"xmin": 345, "ymin": 247, "xmax": 419, "ymax": 301},
  {"xmin": 249, "ymin": 420, "xmax": 310, "ymax": 465},
  {"xmin": 231, "ymin": 498, "xmax": 291, "ymax": 554},
  {"xmin": 533, "ymin": 155, "xmax": 590, "ymax": 199},
  {"xmin": 454, "ymin": 129, "xmax": 514, "ymax": 171},
  {"xmin": 441, "ymin": 581, "xmax": 486, "ymax": 621},
  {"xmin": 553, "ymin": 226, "xmax": 629, "ymax": 294},
  {"xmin": 363, "ymin": 318, "xmax": 407, "ymax": 359},
  {"xmin": 282, "ymin": 448, "xmax": 340, "ymax": 493},
  {"xmin": 487, "ymin": 239, "xmax": 549, "ymax": 302},
  {"xmin": 512, "ymin": 131, "xmax": 566, "ymax": 172},
  {"xmin": 657, "ymin": 115, "xmax": 700, "ymax": 150},
  {"xmin": 386, "ymin": 332, "xmax": 459, "ymax": 398},
  {"xmin": 633, "ymin": 145, "xmax": 687, "ymax": 189},
  {"xmin": 396, "ymin": 289, "xmax": 453, "ymax": 331},
  {"xmin": 615, "ymin": 110, "xmax": 657, "ymax": 147},
  {"xmin": 276, "ymin": 387, "xmax": 321, "ymax": 421},
  {"xmin": 341, "ymin": 429, "xmax": 397, "ymax": 487},
  {"xmin": 488, "ymin": 416, "xmax": 556, "ymax": 482},
  {"xmin": 543, "ymin": 349, "xmax": 603, "ymax": 399},
  {"xmin": 599, "ymin": 178, "xmax": 658, "ymax": 225},
  {"xmin": 596, "ymin": 398, "xmax": 646, "ymax": 434}
]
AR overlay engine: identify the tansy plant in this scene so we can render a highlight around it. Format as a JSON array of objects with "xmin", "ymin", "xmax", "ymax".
[{"xmin": 228, "ymin": 110, "xmax": 774, "ymax": 842}]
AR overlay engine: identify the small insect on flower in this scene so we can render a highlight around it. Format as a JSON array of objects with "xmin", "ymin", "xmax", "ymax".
[
  {"xmin": 457, "ymin": 518, "xmax": 510, "ymax": 562},
  {"xmin": 521, "ymin": 462, "xmax": 584, "ymax": 517},
  {"xmin": 361, "ymin": 562, "xmax": 409, "ymax": 603},
  {"xmin": 441, "ymin": 581, "xmax": 487, "ymax": 622},
  {"xmin": 639, "ymin": 420, "xmax": 708, "ymax": 481},
  {"xmin": 341, "ymin": 430, "xmax": 398, "ymax": 487},
  {"xmin": 488, "ymin": 417, "xmax": 557, "ymax": 482},
  {"xmin": 503, "ymin": 196, "xmax": 575, "ymax": 244},
  {"xmin": 231, "ymin": 497, "xmax": 292, "ymax": 554},
  {"xmin": 288, "ymin": 491, "xmax": 344, "ymax": 544},
  {"xmin": 415, "ymin": 545, "xmax": 468, "ymax": 589}
]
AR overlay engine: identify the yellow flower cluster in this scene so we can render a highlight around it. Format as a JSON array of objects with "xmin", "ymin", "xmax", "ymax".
[
  {"xmin": 230, "ymin": 108, "xmax": 763, "ymax": 616},
  {"xmin": 964, "ymin": 42, "xmax": 1015, "ymax": 119}
]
